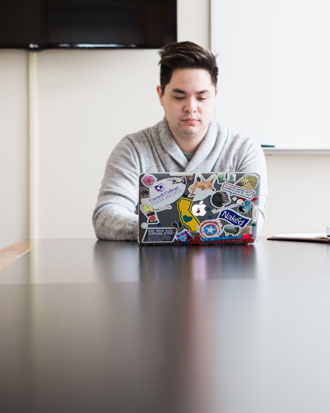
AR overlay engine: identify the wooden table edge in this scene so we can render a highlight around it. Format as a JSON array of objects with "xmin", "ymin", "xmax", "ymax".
[{"xmin": 0, "ymin": 240, "xmax": 39, "ymax": 271}]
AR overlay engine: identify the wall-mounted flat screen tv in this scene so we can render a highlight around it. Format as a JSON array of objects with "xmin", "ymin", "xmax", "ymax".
[{"xmin": 0, "ymin": 0, "xmax": 177, "ymax": 50}]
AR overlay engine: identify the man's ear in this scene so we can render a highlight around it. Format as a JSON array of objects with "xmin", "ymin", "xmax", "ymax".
[
  {"xmin": 215, "ymin": 88, "xmax": 219, "ymax": 96},
  {"xmin": 156, "ymin": 85, "xmax": 163, "ymax": 102}
]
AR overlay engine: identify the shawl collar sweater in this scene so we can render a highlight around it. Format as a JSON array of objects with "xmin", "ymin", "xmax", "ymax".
[{"xmin": 93, "ymin": 118, "xmax": 267, "ymax": 240}]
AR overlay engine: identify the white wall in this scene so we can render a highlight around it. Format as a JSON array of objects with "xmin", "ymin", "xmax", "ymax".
[{"xmin": 1, "ymin": 0, "xmax": 330, "ymax": 248}]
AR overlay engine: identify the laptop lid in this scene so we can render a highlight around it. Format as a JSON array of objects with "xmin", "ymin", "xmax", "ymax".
[{"xmin": 138, "ymin": 172, "xmax": 260, "ymax": 245}]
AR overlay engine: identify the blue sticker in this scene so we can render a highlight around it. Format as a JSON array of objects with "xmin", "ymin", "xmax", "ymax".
[{"xmin": 218, "ymin": 209, "xmax": 250, "ymax": 228}]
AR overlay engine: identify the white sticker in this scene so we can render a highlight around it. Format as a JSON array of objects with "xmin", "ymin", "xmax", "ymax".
[
  {"xmin": 222, "ymin": 182, "xmax": 255, "ymax": 200},
  {"xmin": 148, "ymin": 177, "xmax": 186, "ymax": 208}
]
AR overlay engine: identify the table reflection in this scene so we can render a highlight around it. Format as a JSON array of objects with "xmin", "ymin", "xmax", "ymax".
[{"xmin": 93, "ymin": 241, "xmax": 257, "ymax": 281}]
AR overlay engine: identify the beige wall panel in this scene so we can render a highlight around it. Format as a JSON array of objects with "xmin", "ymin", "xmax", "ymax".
[
  {"xmin": 36, "ymin": 49, "xmax": 163, "ymax": 238},
  {"xmin": 0, "ymin": 51, "xmax": 28, "ymax": 249},
  {"xmin": 262, "ymin": 155, "xmax": 330, "ymax": 236}
]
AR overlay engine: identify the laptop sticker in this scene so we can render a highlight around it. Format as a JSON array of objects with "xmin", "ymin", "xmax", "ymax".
[
  {"xmin": 140, "ymin": 199, "xmax": 160, "ymax": 224},
  {"xmin": 221, "ymin": 182, "xmax": 256, "ymax": 201},
  {"xmin": 223, "ymin": 225, "xmax": 240, "ymax": 236},
  {"xmin": 227, "ymin": 173, "xmax": 236, "ymax": 183},
  {"xmin": 142, "ymin": 176, "xmax": 186, "ymax": 209},
  {"xmin": 217, "ymin": 173, "xmax": 226, "ymax": 184},
  {"xmin": 141, "ymin": 174, "xmax": 156, "ymax": 187},
  {"xmin": 191, "ymin": 201, "xmax": 207, "ymax": 217},
  {"xmin": 172, "ymin": 221, "xmax": 192, "ymax": 243},
  {"xmin": 210, "ymin": 191, "xmax": 231, "ymax": 214},
  {"xmin": 177, "ymin": 197, "xmax": 201, "ymax": 232},
  {"xmin": 235, "ymin": 174, "xmax": 259, "ymax": 190},
  {"xmin": 142, "ymin": 227, "xmax": 177, "ymax": 243},
  {"xmin": 199, "ymin": 220, "xmax": 222, "ymax": 238},
  {"xmin": 237, "ymin": 199, "xmax": 253, "ymax": 214},
  {"xmin": 240, "ymin": 226, "xmax": 253, "ymax": 236},
  {"xmin": 218, "ymin": 209, "xmax": 251, "ymax": 228},
  {"xmin": 188, "ymin": 173, "xmax": 217, "ymax": 201}
]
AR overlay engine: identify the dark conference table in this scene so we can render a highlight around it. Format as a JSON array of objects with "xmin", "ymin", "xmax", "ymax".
[{"xmin": 1, "ymin": 239, "xmax": 330, "ymax": 413}]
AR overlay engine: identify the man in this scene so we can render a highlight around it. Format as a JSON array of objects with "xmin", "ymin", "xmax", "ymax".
[{"xmin": 93, "ymin": 41, "xmax": 267, "ymax": 240}]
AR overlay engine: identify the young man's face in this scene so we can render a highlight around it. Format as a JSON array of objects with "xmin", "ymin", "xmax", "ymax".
[{"xmin": 157, "ymin": 68, "xmax": 217, "ymax": 151}]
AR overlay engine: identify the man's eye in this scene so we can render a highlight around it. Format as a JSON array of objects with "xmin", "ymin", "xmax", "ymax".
[
  {"xmin": 198, "ymin": 97, "xmax": 207, "ymax": 101},
  {"xmin": 174, "ymin": 96, "xmax": 184, "ymax": 100}
]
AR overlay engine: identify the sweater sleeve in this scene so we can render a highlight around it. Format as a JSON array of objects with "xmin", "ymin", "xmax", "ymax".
[
  {"xmin": 236, "ymin": 138, "xmax": 268, "ymax": 234},
  {"xmin": 92, "ymin": 137, "xmax": 140, "ymax": 241}
]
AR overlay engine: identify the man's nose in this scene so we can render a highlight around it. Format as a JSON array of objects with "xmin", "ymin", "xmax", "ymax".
[{"xmin": 184, "ymin": 98, "xmax": 197, "ymax": 113}]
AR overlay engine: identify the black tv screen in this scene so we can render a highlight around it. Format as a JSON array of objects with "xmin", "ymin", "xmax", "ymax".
[{"xmin": 0, "ymin": 0, "xmax": 177, "ymax": 50}]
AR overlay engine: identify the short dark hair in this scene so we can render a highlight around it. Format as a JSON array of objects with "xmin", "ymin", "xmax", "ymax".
[{"xmin": 158, "ymin": 41, "xmax": 218, "ymax": 94}]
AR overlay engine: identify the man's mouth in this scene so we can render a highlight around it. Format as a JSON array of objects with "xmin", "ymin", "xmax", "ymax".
[{"xmin": 181, "ymin": 118, "xmax": 199, "ymax": 124}]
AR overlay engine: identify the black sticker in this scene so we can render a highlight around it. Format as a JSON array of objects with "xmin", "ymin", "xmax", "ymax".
[
  {"xmin": 142, "ymin": 228, "xmax": 176, "ymax": 243},
  {"xmin": 140, "ymin": 187, "xmax": 150, "ymax": 198}
]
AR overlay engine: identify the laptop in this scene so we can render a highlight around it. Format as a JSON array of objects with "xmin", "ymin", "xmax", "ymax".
[{"xmin": 138, "ymin": 172, "xmax": 260, "ymax": 245}]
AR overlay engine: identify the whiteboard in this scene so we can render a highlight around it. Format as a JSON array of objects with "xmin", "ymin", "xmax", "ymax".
[{"xmin": 211, "ymin": 0, "xmax": 330, "ymax": 150}]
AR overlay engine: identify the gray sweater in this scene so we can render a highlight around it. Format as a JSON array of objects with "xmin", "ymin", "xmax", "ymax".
[{"xmin": 93, "ymin": 118, "xmax": 267, "ymax": 240}]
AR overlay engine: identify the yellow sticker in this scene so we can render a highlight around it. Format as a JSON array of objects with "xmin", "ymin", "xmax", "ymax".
[
  {"xmin": 177, "ymin": 197, "xmax": 201, "ymax": 233},
  {"xmin": 236, "ymin": 175, "xmax": 258, "ymax": 190}
]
